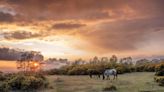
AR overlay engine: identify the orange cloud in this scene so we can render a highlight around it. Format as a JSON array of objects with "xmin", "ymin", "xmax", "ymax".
[{"xmin": 0, "ymin": 0, "xmax": 164, "ymax": 59}]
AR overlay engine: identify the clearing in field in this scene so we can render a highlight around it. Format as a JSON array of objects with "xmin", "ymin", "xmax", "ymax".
[{"xmin": 41, "ymin": 72, "xmax": 164, "ymax": 92}]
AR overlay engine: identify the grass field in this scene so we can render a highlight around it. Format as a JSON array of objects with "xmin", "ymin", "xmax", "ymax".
[{"xmin": 41, "ymin": 72, "xmax": 164, "ymax": 92}]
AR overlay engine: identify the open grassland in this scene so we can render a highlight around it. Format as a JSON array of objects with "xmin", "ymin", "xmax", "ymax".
[{"xmin": 42, "ymin": 72, "xmax": 164, "ymax": 92}]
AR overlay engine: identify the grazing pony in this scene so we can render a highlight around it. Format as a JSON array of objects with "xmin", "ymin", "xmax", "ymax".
[
  {"xmin": 88, "ymin": 69, "xmax": 101, "ymax": 79},
  {"xmin": 103, "ymin": 69, "xmax": 117, "ymax": 80}
]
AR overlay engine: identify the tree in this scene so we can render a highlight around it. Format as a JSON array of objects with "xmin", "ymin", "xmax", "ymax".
[
  {"xmin": 90, "ymin": 56, "xmax": 99, "ymax": 64},
  {"xmin": 101, "ymin": 57, "xmax": 109, "ymax": 63},
  {"xmin": 72, "ymin": 58, "xmax": 85, "ymax": 65},
  {"xmin": 135, "ymin": 59, "xmax": 150, "ymax": 66},
  {"xmin": 110, "ymin": 55, "xmax": 117, "ymax": 64},
  {"xmin": 16, "ymin": 51, "xmax": 44, "ymax": 72},
  {"xmin": 120, "ymin": 57, "xmax": 133, "ymax": 65}
]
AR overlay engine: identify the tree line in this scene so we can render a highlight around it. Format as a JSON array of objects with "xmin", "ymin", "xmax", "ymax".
[{"xmin": 46, "ymin": 55, "xmax": 164, "ymax": 75}]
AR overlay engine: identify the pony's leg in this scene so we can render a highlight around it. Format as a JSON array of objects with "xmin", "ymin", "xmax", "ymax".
[
  {"xmin": 113, "ymin": 75, "xmax": 115, "ymax": 80},
  {"xmin": 98, "ymin": 74, "xmax": 100, "ymax": 79},
  {"xmin": 103, "ymin": 75, "xmax": 105, "ymax": 80},
  {"xmin": 115, "ymin": 73, "xmax": 118, "ymax": 80},
  {"xmin": 107, "ymin": 75, "xmax": 110, "ymax": 80},
  {"xmin": 89, "ymin": 74, "xmax": 92, "ymax": 78}
]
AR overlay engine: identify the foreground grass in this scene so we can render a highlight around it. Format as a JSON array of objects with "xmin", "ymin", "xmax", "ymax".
[{"xmin": 42, "ymin": 72, "xmax": 164, "ymax": 92}]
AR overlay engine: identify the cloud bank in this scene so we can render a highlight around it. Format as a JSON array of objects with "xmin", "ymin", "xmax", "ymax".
[{"xmin": 0, "ymin": 0, "xmax": 164, "ymax": 59}]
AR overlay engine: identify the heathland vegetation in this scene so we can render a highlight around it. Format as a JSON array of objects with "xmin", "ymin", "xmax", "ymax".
[
  {"xmin": 46, "ymin": 56, "xmax": 163, "ymax": 75},
  {"xmin": 0, "ymin": 54, "xmax": 164, "ymax": 92},
  {"xmin": 46, "ymin": 55, "xmax": 164, "ymax": 87}
]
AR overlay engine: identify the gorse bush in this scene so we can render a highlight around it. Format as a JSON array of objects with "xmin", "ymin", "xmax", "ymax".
[
  {"xmin": 0, "ymin": 82, "xmax": 10, "ymax": 92},
  {"xmin": 155, "ymin": 63, "xmax": 164, "ymax": 76},
  {"xmin": 21, "ymin": 76, "xmax": 48, "ymax": 90},
  {"xmin": 0, "ymin": 74, "xmax": 6, "ymax": 81},
  {"xmin": 159, "ymin": 78, "xmax": 164, "ymax": 86},
  {"xmin": 8, "ymin": 74, "xmax": 25, "ymax": 90},
  {"xmin": 154, "ymin": 76, "xmax": 164, "ymax": 86},
  {"xmin": 0, "ymin": 73, "xmax": 49, "ymax": 92},
  {"xmin": 154, "ymin": 63, "xmax": 164, "ymax": 86},
  {"xmin": 155, "ymin": 70, "xmax": 164, "ymax": 76}
]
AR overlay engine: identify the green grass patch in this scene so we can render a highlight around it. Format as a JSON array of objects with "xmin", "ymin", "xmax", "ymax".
[{"xmin": 42, "ymin": 72, "xmax": 164, "ymax": 92}]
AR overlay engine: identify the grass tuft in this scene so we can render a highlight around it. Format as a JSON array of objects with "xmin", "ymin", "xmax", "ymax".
[{"xmin": 103, "ymin": 84, "xmax": 117, "ymax": 91}]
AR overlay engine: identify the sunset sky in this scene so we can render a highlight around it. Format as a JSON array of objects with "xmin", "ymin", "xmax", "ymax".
[{"xmin": 0, "ymin": 0, "xmax": 164, "ymax": 60}]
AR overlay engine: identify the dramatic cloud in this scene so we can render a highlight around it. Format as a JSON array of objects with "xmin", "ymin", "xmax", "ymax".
[
  {"xmin": 52, "ymin": 23, "xmax": 86, "ymax": 30},
  {"xmin": 3, "ymin": 31, "xmax": 41, "ymax": 40},
  {"xmin": 0, "ymin": 0, "xmax": 149, "ymax": 21},
  {"xmin": 0, "ymin": 47, "xmax": 21, "ymax": 60},
  {"xmin": 0, "ymin": 11, "xmax": 14, "ymax": 22},
  {"xmin": 0, "ymin": 0, "xmax": 164, "ymax": 59},
  {"xmin": 0, "ymin": 0, "xmax": 163, "ymax": 23},
  {"xmin": 75, "ymin": 16, "xmax": 164, "ymax": 53},
  {"xmin": 0, "ymin": 47, "xmax": 44, "ymax": 61},
  {"xmin": 0, "ymin": 4, "xmax": 17, "ymax": 22}
]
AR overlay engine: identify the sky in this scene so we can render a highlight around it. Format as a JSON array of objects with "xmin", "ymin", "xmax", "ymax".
[{"xmin": 0, "ymin": 0, "xmax": 164, "ymax": 60}]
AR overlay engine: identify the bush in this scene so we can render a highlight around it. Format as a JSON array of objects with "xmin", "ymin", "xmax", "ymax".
[
  {"xmin": 103, "ymin": 85, "xmax": 117, "ymax": 91},
  {"xmin": 155, "ymin": 63, "xmax": 164, "ymax": 76},
  {"xmin": 135, "ymin": 65, "xmax": 145, "ymax": 72},
  {"xmin": 155, "ymin": 70, "xmax": 164, "ymax": 76},
  {"xmin": 155, "ymin": 63, "xmax": 164, "ymax": 71},
  {"xmin": 0, "ymin": 73, "xmax": 49, "ymax": 91},
  {"xmin": 116, "ymin": 67, "xmax": 124, "ymax": 74},
  {"xmin": 21, "ymin": 76, "xmax": 48, "ymax": 90},
  {"xmin": 0, "ymin": 82, "xmax": 10, "ymax": 92},
  {"xmin": 0, "ymin": 74, "xmax": 6, "ymax": 81},
  {"xmin": 159, "ymin": 79, "xmax": 164, "ymax": 86},
  {"xmin": 46, "ymin": 69, "xmax": 60, "ymax": 75},
  {"xmin": 154, "ymin": 76, "xmax": 164, "ymax": 86},
  {"xmin": 144, "ymin": 64, "xmax": 156, "ymax": 72}
]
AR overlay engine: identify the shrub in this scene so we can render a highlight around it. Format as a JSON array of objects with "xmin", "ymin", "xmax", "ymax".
[
  {"xmin": 8, "ymin": 74, "xmax": 25, "ymax": 90},
  {"xmin": 155, "ymin": 63, "xmax": 164, "ymax": 71},
  {"xmin": 116, "ymin": 67, "xmax": 124, "ymax": 74},
  {"xmin": 21, "ymin": 76, "xmax": 48, "ymax": 90},
  {"xmin": 155, "ymin": 63, "xmax": 164, "ymax": 76},
  {"xmin": 102, "ymin": 85, "xmax": 117, "ymax": 91},
  {"xmin": 0, "ymin": 82, "xmax": 10, "ymax": 92},
  {"xmin": 155, "ymin": 70, "xmax": 164, "ymax": 76},
  {"xmin": 67, "ymin": 66, "xmax": 88, "ymax": 75},
  {"xmin": 159, "ymin": 79, "xmax": 164, "ymax": 86},
  {"xmin": 135, "ymin": 65, "xmax": 145, "ymax": 72},
  {"xmin": 46, "ymin": 69, "xmax": 60, "ymax": 75},
  {"xmin": 0, "ymin": 74, "xmax": 6, "ymax": 81},
  {"xmin": 0, "ymin": 73, "xmax": 49, "ymax": 91},
  {"xmin": 154, "ymin": 76, "xmax": 164, "ymax": 86}
]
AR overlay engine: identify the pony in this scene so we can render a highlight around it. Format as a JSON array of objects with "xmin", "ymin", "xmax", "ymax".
[
  {"xmin": 88, "ymin": 69, "xmax": 101, "ymax": 79},
  {"xmin": 103, "ymin": 69, "xmax": 117, "ymax": 80}
]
